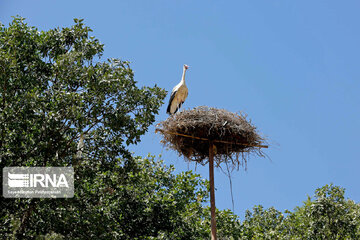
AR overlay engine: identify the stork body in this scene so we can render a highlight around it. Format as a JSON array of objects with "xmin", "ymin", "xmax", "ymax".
[{"xmin": 166, "ymin": 64, "xmax": 189, "ymax": 115}]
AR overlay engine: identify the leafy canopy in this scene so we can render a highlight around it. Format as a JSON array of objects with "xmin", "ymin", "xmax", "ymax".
[
  {"xmin": 0, "ymin": 16, "xmax": 166, "ymax": 167},
  {"xmin": 239, "ymin": 184, "xmax": 360, "ymax": 239}
]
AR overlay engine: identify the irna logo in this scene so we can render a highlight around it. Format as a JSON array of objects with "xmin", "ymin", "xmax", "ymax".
[
  {"xmin": 3, "ymin": 167, "xmax": 74, "ymax": 198},
  {"xmin": 8, "ymin": 172, "xmax": 69, "ymax": 188}
]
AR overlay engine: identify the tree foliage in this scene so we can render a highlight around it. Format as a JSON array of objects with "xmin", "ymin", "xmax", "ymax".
[
  {"xmin": 238, "ymin": 184, "xmax": 360, "ymax": 239},
  {"xmin": 0, "ymin": 16, "xmax": 165, "ymax": 167}
]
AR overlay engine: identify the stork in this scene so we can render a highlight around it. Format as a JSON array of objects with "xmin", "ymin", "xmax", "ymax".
[{"xmin": 166, "ymin": 64, "xmax": 189, "ymax": 115}]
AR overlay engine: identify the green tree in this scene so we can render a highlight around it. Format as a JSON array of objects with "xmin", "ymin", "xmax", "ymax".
[
  {"xmin": 238, "ymin": 184, "xmax": 360, "ymax": 240},
  {"xmin": 284, "ymin": 184, "xmax": 360, "ymax": 240},
  {"xmin": 240, "ymin": 205, "xmax": 285, "ymax": 239},
  {"xmin": 0, "ymin": 17, "xmax": 165, "ymax": 167},
  {"xmin": 0, "ymin": 16, "xmax": 165, "ymax": 238}
]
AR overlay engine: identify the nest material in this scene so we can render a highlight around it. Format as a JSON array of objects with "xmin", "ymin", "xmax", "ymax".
[{"xmin": 157, "ymin": 106, "xmax": 267, "ymax": 169}]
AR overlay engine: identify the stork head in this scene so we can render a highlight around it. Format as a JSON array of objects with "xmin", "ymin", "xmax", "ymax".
[{"xmin": 184, "ymin": 64, "xmax": 189, "ymax": 70}]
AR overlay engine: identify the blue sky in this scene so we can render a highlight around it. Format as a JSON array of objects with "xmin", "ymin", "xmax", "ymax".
[{"xmin": 2, "ymin": 1, "xmax": 360, "ymax": 217}]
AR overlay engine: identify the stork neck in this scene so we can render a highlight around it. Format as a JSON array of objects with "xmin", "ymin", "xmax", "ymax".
[{"xmin": 181, "ymin": 68, "xmax": 187, "ymax": 83}]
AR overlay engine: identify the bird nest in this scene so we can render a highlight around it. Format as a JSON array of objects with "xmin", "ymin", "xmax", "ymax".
[{"xmin": 156, "ymin": 106, "xmax": 267, "ymax": 169}]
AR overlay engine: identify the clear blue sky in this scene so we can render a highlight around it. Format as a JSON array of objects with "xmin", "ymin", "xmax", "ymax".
[{"xmin": 2, "ymin": 1, "xmax": 360, "ymax": 217}]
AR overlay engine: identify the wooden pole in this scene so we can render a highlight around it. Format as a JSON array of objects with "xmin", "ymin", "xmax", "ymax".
[{"xmin": 209, "ymin": 142, "xmax": 217, "ymax": 240}]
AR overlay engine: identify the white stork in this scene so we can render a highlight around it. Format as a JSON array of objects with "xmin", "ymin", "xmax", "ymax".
[{"xmin": 166, "ymin": 64, "xmax": 189, "ymax": 115}]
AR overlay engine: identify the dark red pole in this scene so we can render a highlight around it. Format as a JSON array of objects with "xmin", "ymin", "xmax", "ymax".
[{"xmin": 209, "ymin": 142, "xmax": 217, "ymax": 240}]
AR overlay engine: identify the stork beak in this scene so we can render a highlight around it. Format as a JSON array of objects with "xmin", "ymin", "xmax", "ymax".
[{"xmin": 184, "ymin": 65, "xmax": 189, "ymax": 69}]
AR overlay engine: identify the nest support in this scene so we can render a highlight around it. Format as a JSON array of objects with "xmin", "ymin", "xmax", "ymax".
[{"xmin": 156, "ymin": 106, "xmax": 268, "ymax": 170}]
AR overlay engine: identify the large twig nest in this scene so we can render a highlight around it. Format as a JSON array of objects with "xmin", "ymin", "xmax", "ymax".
[{"xmin": 156, "ymin": 106, "xmax": 267, "ymax": 169}]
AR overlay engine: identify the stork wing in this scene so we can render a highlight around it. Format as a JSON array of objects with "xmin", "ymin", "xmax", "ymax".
[{"xmin": 166, "ymin": 89, "xmax": 177, "ymax": 114}]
